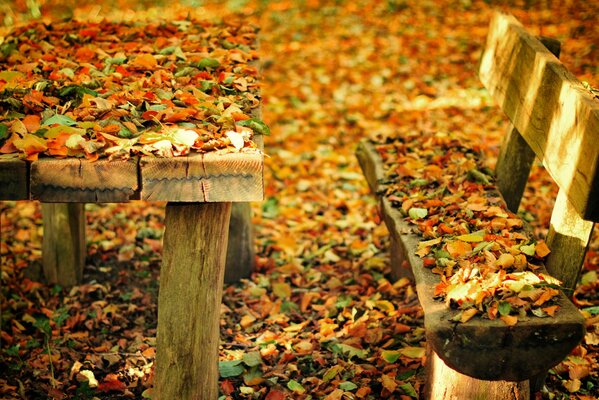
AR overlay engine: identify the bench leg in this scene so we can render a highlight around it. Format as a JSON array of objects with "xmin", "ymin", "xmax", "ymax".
[
  {"xmin": 424, "ymin": 346, "xmax": 530, "ymax": 400},
  {"xmin": 545, "ymin": 189, "xmax": 594, "ymax": 292},
  {"xmin": 224, "ymin": 202, "xmax": 255, "ymax": 283},
  {"xmin": 41, "ymin": 203, "xmax": 86, "ymax": 287},
  {"xmin": 155, "ymin": 202, "xmax": 232, "ymax": 399}
]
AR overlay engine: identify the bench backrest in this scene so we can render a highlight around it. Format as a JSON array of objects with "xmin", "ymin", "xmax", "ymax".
[{"xmin": 479, "ymin": 11, "xmax": 599, "ymax": 290}]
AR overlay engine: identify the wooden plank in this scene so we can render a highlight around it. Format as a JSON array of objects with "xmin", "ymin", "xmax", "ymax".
[
  {"xmin": 0, "ymin": 157, "xmax": 29, "ymax": 200},
  {"xmin": 495, "ymin": 125, "xmax": 535, "ymax": 213},
  {"xmin": 224, "ymin": 202, "xmax": 255, "ymax": 283},
  {"xmin": 545, "ymin": 189, "xmax": 595, "ymax": 291},
  {"xmin": 140, "ymin": 152, "xmax": 263, "ymax": 202},
  {"xmin": 479, "ymin": 11, "xmax": 599, "ymax": 222},
  {"xmin": 31, "ymin": 158, "xmax": 138, "ymax": 202},
  {"xmin": 41, "ymin": 203, "xmax": 86, "ymax": 286},
  {"xmin": 494, "ymin": 37, "xmax": 560, "ymax": 214},
  {"xmin": 425, "ymin": 347, "xmax": 530, "ymax": 400},
  {"xmin": 155, "ymin": 202, "xmax": 231, "ymax": 399},
  {"xmin": 356, "ymin": 140, "xmax": 585, "ymax": 381}
]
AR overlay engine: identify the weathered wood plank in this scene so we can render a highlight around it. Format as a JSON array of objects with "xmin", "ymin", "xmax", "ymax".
[
  {"xmin": 31, "ymin": 158, "xmax": 138, "ymax": 202},
  {"xmin": 494, "ymin": 37, "xmax": 560, "ymax": 214},
  {"xmin": 546, "ymin": 190, "xmax": 595, "ymax": 291},
  {"xmin": 479, "ymin": 11, "xmax": 599, "ymax": 221},
  {"xmin": 140, "ymin": 152, "xmax": 263, "ymax": 202},
  {"xmin": 155, "ymin": 202, "xmax": 231, "ymax": 399},
  {"xmin": 356, "ymin": 140, "xmax": 585, "ymax": 381},
  {"xmin": 224, "ymin": 202, "xmax": 255, "ymax": 283},
  {"xmin": 41, "ymin": 203, "xmax": 86, "ymax": 286},
  {"xmin": 0, "ymin": 157, "xmax": 29, "ymax": 200},
  {"xmin": 425, "ymin": 347, "xmax": 530, "ymax": 400},
  {"xmin": 495, "ymin": 125, "xmax": 535, "ymax": 213}
]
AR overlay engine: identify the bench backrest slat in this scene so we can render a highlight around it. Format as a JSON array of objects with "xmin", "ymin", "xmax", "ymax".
[{"xmin": 479, "ymin": 11, "xmax": 599, "ymax": 222}]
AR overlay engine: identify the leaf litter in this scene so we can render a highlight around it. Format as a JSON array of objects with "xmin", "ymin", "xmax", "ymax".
[{"xmin": 1, "ymin": 0, "xmax": 599, "ymax": 399}]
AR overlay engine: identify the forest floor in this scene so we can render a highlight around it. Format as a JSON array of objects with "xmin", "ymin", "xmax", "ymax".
[{"xmin": 1, "ymin": 0, "xmax": 598, "ymax": 399}]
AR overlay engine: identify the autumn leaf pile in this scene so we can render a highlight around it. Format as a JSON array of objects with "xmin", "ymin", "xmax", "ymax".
[
  {"xmin": 1, "ymin": 0, "xmax": 599, "ymax": 399},
  {"xmin": 0, "ymin": 17, "xmax": 265, "ymax": 161}
]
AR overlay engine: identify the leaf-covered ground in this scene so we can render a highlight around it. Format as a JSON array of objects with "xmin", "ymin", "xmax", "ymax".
[{"xmin": 1, "ymin": 1, "xmax": 598, "ymax": 399}]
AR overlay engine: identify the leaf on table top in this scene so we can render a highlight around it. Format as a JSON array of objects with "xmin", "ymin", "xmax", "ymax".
[
  {"xmin": 42, "ymin": 114, "xmax": 77, "ymax": 127},
  {"xmin": 455, "ymin": 230, "xmax": 485, "ymax": 243}
]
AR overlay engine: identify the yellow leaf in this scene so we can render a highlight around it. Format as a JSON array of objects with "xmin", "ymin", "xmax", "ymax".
[
  {"xmin": 460, "ymin": 308, "xmax": 478, "ymax": 323},
  {"xmin": 381, "ymin": 374, "xmax": 397, "ymax": 392},
  {"xmin": 272, "ymin": 282, "xmax": 291, "ymax": 299},
  {"xmin": 455, "ymin": 230, "xmax": 485, "ymax": 243}
]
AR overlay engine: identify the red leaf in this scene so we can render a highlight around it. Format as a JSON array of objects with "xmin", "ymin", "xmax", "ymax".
[
  {"xmin": 265, "ymin": 389, "xmax": 286, "ymax": 400},
  {"xmin": 98, "ymin": 376, "xmax": 127, "ymax": 392}
]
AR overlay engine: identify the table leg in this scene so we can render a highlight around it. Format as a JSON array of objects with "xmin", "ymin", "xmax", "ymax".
[
  {"xmin": 41, "ymin": 203, "xmax": 86, "ymax": 286},
  {"xmin": 224, "ymin": 202, "xmax": 255, "ymax": 283},
  {"xmin": 155, "ymin": 202, "xmax": 232, "ymax": 399}
]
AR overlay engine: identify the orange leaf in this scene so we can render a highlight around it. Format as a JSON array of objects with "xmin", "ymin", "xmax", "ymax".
[
  {"xmin": 542, "ymin": 305, "xmax": 559, "ymax": 316},
  {"xmin": 445, "ymin": 240, "xmax": 472, "ymax": 258},
  {"xmin": 499, "ymin": 315, "xmax": 518, "ymax": 326},
  {"xmin": 535, "ymin": 241, "xmax": 551, "ymax": 258},
  {"xmin": 75, "ymin": 46, "xmax": 96, "ymax": 62},
  {"xmin": 22, "ymin": 115, "xmax": 41, "ymax": 133},
  {"xmin": 533, "ymin": 288, "xmax": 559, "ymax": 306},
  {"xmin": 132, "ymin": 53, "xmax": 158, "ymax": 69}
]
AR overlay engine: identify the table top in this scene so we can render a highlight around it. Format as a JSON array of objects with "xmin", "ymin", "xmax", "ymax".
[
  {"xmin": 0, "ymin": 148, "xmax": 263, "ymax": 203},
  {"xmin": 0, "ymin": 19, "xmax": 265, "ymax": 203}
]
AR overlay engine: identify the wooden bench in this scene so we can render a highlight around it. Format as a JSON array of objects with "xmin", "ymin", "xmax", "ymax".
[{"xmin": 357, "ymin": 11, "xmax": 597, "ymax": 399}]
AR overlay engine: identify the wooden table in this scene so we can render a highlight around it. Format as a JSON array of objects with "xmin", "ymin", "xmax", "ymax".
[{"xmin": 0, "ymin": 150, "xmax": 264, "ymax": 399}]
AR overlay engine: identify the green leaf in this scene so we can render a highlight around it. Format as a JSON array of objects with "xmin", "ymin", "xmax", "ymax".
[
  {"xmin": 194, "ymin": 58, "xmax": 220, "ymax": 70},
  {"xmin": 237, "ymin": 118, "xmax": 271, "ymax": 136},
  {"xmin": 520, "ymin": 243, "xmax": 536, "ymax": 256},
  {"xmin": 242, "ymin": 351, "xmax": 262, "ymax": 367},
  {"xmin": 323, "ymin": 365, "xmax": 343, "ymax": 382},
  {"xmin": 472, "ymin": 241, "xmax": 493, "ymax": 254},
  {"xmin": 582, "ymin": 306, "xmax": 599, "ymax": 315},
  {"xmin": 42, "ymin": 114, "xmax": 77, "ymax": 127},
  {"xmin": 33, "ymin": 316, "xmax": 51, "ymax": 337},
  {"xmin": 0, "ymin": 124, "xmax": 8, "ymax": 140},
  {"xmin": 468, "ymin": 168, "xmax": 490, "ymax": 184},
  {"xmin": 59, "ymin": 85, "xmax": 99, "ymax": 99},
  {"xmin": 174, "ymin": 66, "xmax": 198, "ymax": 78},
  {"xmin": 218, "ymin": 360, "xmax": 244, "ymax": 378},
  {"xmin": 498, "ymin": 301, "xmax": 512, "ymax": 316},
  {"xmin": 381, "ymin": 350, "xmax": 400, "ymax": 363},
  {"xmin": 399, "ymin": 383, "xmax": 418, "ymax": 398},
  {"xmin": 339, "ymin": 381, "xmax": 358, "ymax": 391},
  {"xmin": 336, "ymin": 343, "xmax": 367, "ymax": 360},
  {"xmin": 408, "ymin": 207, "xmax": 427, "ymax": 220},
  {"xmin": 287, "ymin": 379, "xmax": 306, "ymax": 394}
]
